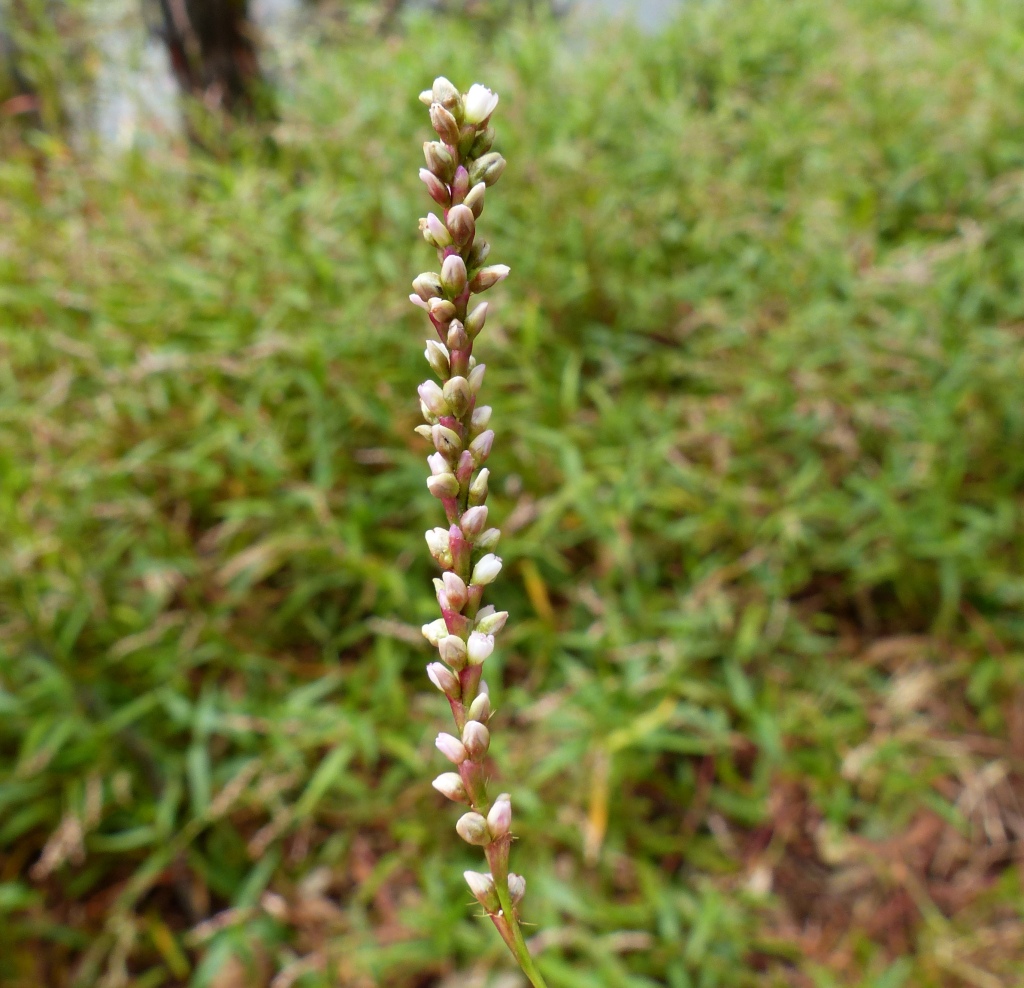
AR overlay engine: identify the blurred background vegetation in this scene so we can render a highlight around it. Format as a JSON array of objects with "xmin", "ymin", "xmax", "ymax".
[{"xmin": 2, "ymin": 0, "xmax": 1024, "ymax": 985}]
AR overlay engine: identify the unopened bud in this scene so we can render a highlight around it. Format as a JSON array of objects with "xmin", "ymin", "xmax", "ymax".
[
  {"xmin": 414, "ymin": 424, "xmax": 433, "ymax": 440},
  {"xmin": 412, "ymin": 271, "xmax": 443, "ymax": 301},
  {"xmin": 470, "ymin": 125, "xmax": 495, "ymax": 157},
  {"xmin": 467, "ymin": 691, "xmax": 491, "ymax": 723},
  {"xmin": 431, "ymin": 424, "xmax": 462, "ymax": 456},
  {"xmin": 451, "ymin": 165, "xmax": 470, "ymax": 203},
  {"xmin": 464, "ymin": 870, "xmax": 500, "ymax": 911},
  {"xmin": 460, "ymin": 504, "xmax": 488, "ymax": 537},
  {"xmin": 425, "ymin": 528, "xmax": 452, "ymax": 566},
  {"xmin": 427, "ymin": 472, "xmax": 459, "ymax": 498},
  {"xmin": 443, "ymin": 376, "xmax": 471, "ymax": 419},
  {"xmin": 419, "ymin": 168, "xmax": 450, "ymax": 207},
  {"xmin": 422, "ymin": 212, "xmax": 453, "ymax": 248},
  {"xmin": 438, "ymin": 634, "xmax": 468, "ymax": 670},
  {"xmin": 465, "ymin": 302, "xmax": 488, "ymax": 339},
  {"xmin": 469, "ymin": 429, "xmax": 494, "ymax": 464},
  {"xmin": 421, "ymin": 618, "xmax": 448, "ymax": 645},
  {"xmin": 446, "ymin": 320, "xmax": 469, "ymax": 350},
  {"xmin": 468, "ymin": 364, "xmax": 486, "ymax": 395},
  {"xmin": 469, "ymin": 152, "xmax": 506, "ymax": 187},
  {"xmin": 427, "ymin": 664, "xmax": 461, "ymax": 698},
  {"xmin": 432, "ymin": 76, "xmax": 461, "ymax": 113},
  {"xmin": 464, "ymin": 182, "xmax": 486, "ymax": 218},
  {"xmin": 441, "ymin": 254, "xmax": 468, "ymax": 295},
  {"xmin": 470, "ymin": 406, "xmax": 492, "ymax": 435},
  {"xmin": 423, "ymin": 142, "xmax": 455, "ymax": 182},
  {"xmin": 467, "ymin": 631, "xmax": 495, "ymax": 666},
  {"xmin": 456, "ymin": 811, "xmax": 490, "ymax": 846},
  {"xmin": 427, "ymin": 297, "xmax": 456, "ymax": 324},
  {"xmin": 487, "ymin": 793, "xmax": 512, "ymax": 838},
  {"xmin": 424, "ymin": 340, "xmax": 450, "ymax": 378},
  {"xmin": 475, "ymin": 527, "xmax": 501, "ymax": 552},
  {"xmin": 471, "ymin": 554, "xmax": 502, "ymax": 586},
  {"xmin": 436, "ymin": 732, "xmax": 468, "ymax": 764},
  {"xmin": 508, "ymin": 873, "xmax": 526, "ymax": 905},
  {"xmin": 432, "ymin": 772, "xmax": 468, "ymax": 802},
  {"xmin": 477, "ymin": 609, "xmax": 508, "ymax": 636},
  {"xmin": 442, "ymin": 571, "xmax": 469, "ymax": 611},
  {"xmin": 447, "ymin": 205, "xmax": 476, "ymax": 247},
  {"xmin": 468, "ymin": 239, "xmax": 491, "ymax": 270},
  {"xmin": 469, "ymin": 264, "xmax": 510, "ymax": 293},
  {"xmin": 462, "ymin": 720, "xmax": 490, "ymax": 761},
  {"xmin": 468, "ymin": 469, "xmax": 489, "ymax": 507},
  {"xmin": 418, "ymin": 380, "xmax": 448, "ymax": 417},
  {"xmin": 430, "ymin": 103, "xmax": 460, "ymax": 145},
  {"xmin": 418, "ymin": 89, "xmax": 434, "ymax": 106}
]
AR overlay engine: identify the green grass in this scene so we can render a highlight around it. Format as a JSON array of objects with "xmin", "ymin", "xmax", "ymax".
[{"xmin": 3, "ymin": 1, "xmax": 1024, "ymax": 985}]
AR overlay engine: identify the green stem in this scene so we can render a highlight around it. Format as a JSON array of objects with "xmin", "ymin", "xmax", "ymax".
[{"xmin": 493, "ymin": 881, "xmax": 549, "ymax": 988}]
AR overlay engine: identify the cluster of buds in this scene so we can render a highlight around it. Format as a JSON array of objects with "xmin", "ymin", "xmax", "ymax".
[{"xmin": 412, "ymin": 79, "xmax": 543, "ymax": 980}]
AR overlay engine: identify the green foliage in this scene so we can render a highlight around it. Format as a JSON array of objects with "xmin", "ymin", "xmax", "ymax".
[{"xmin": 2, "ymin": 1, "xmax": 1024, "ymax": 984}]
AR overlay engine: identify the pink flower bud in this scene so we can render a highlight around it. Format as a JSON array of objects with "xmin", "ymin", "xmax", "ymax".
[
  {"xmin": 435, "ymin": 732, "xmax": 468, "ymax": 764},
  {"xmin": 464, "ymin": 182, "xmax": 486, "ymax": 218},
  {"xmin": 441, "ymin": 254, "xmax": 468, "ymax": 295},
  {"xmin": 423, "ymin": 141, "xmax": 455, "ymax": 182},
  {"xmin": 469, "ymin": 264, "xmax": 510, "ymax": 293},
  {"xmin": 412, "ymin": 271, "xmax": 443, "ymax": 300},
  {"xmin": 456, "ymin": 811, "xmax": 491, "ymax": 845},
  {"xmin": 446, "ymin": 320, "xmax": 469, "ymax": 351},
  {"xmin": 451, "ymin": 165, "xmax": 470, "ymax": 203},
  {"xmin": 427, "ymin": 296, "xmax": 456, "ymax": 323},
  {"xmin": 431, "ymin": 424, "xmax": 462, "ymax": 456},
  {"xmin": 442, "ymin": 376, "xmax": 471, "ymax": 419},
  {"xmin": 468, "ymin": 469, "xmax": 489, "ymax": 507},
  {"xmin": 432, "ymin": 772, "xmax": 468, "ymax": 802},
  {"xmin": 460, "ymin": 505, "xmax": 488, "ymax": 537},
  {"xmin": 425, "ymin": 212, "xmax": 452, "ymax": 248},
  {"xmin": 419, "ymin": 168, "xmax": 450, "ymax": 207},
  {"xmin": 487, "ymin": 793, "xmax": 512, "ymax": 838},
  {"xmin": 447, "ymin": 205, "xmax": 476, "ymax": 246},
  {"xmin": 417, "ymin": 380, "xmax": 447, "ymax": 417},
  {"xmin": 468, "ymin": 363, "xmax": 486, "ymax": 394},
  {"xmin": 470, "ymin": 406, "xmax": 492, "ymax": 436},
  {"xmin": 507, "ymin": 873, "xmax": 526, "ymax": 905},
  {"xmin": 427, "ymin": 664, "xmax": 460, "ymax": 698},
  {"xmin": 467, "ymin": 691, "xmax": 491, "ymax": 723},
  {"xmin": 424, "ymin": 340, "xmax": 450, "ymax": 378},
  {"xmin": 429, "ymin": 102, "xmax": 460, "ymax": 145},
  {"xmin": 442, "ymin": 571, "xmax": 469, "ymax": 611},
  {"xmin": 469, "ymin": 429, "xmax": 494, "ymax": 464}
]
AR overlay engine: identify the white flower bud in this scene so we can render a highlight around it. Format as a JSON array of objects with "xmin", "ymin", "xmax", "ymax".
[
  {"xmin": 464, "ymin": 182, "xmax": 486, "ymax": 218},
  {"xmin": 462, "ymin": 720, "xmax": 490, "ymax": 761},
  {"xmin": 425, "ymin": 528, "xmax": 452, "ymax": 567},
  {"xmin": 469, "ymin": 264, "xmax": 510, "ymax": 293},
  {"xmin": 507, "ymin": 873, "xmax": 526, "ymax": 905},
  {"xmin": 423, "ymin": 142, "xmax": 455, "ymax": 182},
  {"xmin": 456, "ymin": 811, "xmax": 490, "ymax": 846},
  {"xmin": 426, "ymin": 473, "xmax": 459, "ymax": 498},
  {"xmin": 468, "ymin": 469, "xmax": 489, "ymax": 507},
  {"xmin": 468, "ymin": 238, "xmax": 491, "ymax": 270},
  {"xmin": 442, "ymin": 571, "xmax": 469, "ymax": 611},
  {"xmin": 467, "ymin": 631, "xmax": 495, "ymax": 666},
  {"xmin": 424, "ymin": 340, "xmax": 450, "ymax": 378},
  {"xmin": 412, "ymin": 271, "xmax": 443, "ymax": 301},
  {"xmin": 427, "ymin": 452, "xmax": 448, "ymax": 476},
  {"xmin": 421, "ymin": 618, "xmax": 448, "ymax": 645},
  {"xmin": 467, "ymin": 691, "xmax": 491, "ymax": 723},
  {"xmin": 465, "ymin": 301, "xmax": 488, "ymax": 339},
  {"xmin": 460, "ymin": 504, "xmax": 488, "ymax": 537},
  {"xmin": 418, "ymin": 89, "xmax": 434, "ymax": 106},
  {"xmin": 414, "ymin": 424, "xmax": 433, "ymax": 440},
  {"xmin": 474, "ymin": 527, "xmax": 501, "ymax": 552},
  {"xmin": 464, "ymin": 870, "xmax": 500, "ymax": 911},
  {"xmin": 436, "ymin": 732, "xmax": 469, "ymax": 764},
  {"xmin": 441, "ymin": 254, "xmax": 468, "ymax": 295},
  {"xmin": 442, "ymin": 376, "xmax": 471, "ymax": 419},
  {"xmin": 475, "ymin": 609, "xmax": 508, "ymax": 635},
  {"xmin": 463, "ymin": 83, "xmax": 499, "ymax": 125},
  {"xmin": 487, "ymin": 793, "xmax": 512, "ymax": 838},
  {"xmin": 431, "ymin": 424, "xmax": 462, "ymax": 456},
  {"xmin": 470, "ymin": 406, "xmax": 492, "ymax": 437},
  {"xmin": 427, "ymin": 663, "xmax": 461, "ymax": 698},
  {"xmin": 432, "ymin": 772, "xmax": 468, "ymax": 802},
  {"xmin": 427, "ymin": 297, "xmax": 456, "ymax": 323},
  {"xmin": 424, "ymin": 212, "xmax": 453, "ymax": 248},
  {"xmin": 471, "ymin": 554, "xmax": 502, "ymax": 586},
  {"xmin": 438, "ymin": 634, "xmax": 468, "ymax": 670},
  {"xmin": 468, "ymin": 363, "xmax": 486, "ymax": 395},
  {"xmin": 431, "ymin": 76, "xmax": 461, "ymax": 112}
]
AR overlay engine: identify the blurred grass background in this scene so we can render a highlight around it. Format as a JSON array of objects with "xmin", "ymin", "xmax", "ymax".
[{"xmin": 2, "ymin": 0, "xmax": 1024, "ymax": 985}]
